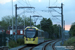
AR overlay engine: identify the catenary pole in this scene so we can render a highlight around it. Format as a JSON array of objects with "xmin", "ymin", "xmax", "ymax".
[
  {"xmin": 30, "ymin": 16, "xmax": 31, "ymax": 26},
  {"xmin": 24, "ymin": 10, "xmax": 25, "ymax": 35},
  {"xmin": 15, "ymin": 4, "xmax": 34, "ymax": 41},
  {"xmin": 61, "ymin": 3, "xmax": 64, "ymax": 45},
  {"xmin": 15, "ymin": 4, "xmax": 17, "ymax": 41},
  {"xmin": 40, "ymin": 22, "xmax": 41, "ymax": 29},
  {"xmin": 12, "ymin": 0, "xmax": 13, "ymax": 35},
  {"xmin": 48, "ymin": 3, "xmax": 64, "ymax": 45}
]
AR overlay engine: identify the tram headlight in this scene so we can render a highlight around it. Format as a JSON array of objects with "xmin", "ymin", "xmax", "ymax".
[
  {"xmin": 33, "ymin": 38, "xmax": 35, "ymax": 41},
  {"xmin": 26, "ymin": 38, "xmax": 28, "ymax": 41},
  {"xmin": 24, "ymin": 37, "xmax": 25, "ymax": 38}
]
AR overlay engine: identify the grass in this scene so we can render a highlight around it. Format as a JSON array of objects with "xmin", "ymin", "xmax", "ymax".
[
  {"xmin": 8, "ymin": 38, "xmax": 24, "ymax": 49},
  {"xmin": 62, "ymin": 37, "xmax": 75, "ymax": 49},
  {"xmin": 63, "ymin": 37, "xmax": 75, "ymax": 46}
]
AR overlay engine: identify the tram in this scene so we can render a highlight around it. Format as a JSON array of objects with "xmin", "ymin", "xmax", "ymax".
[{"xmin": 24, "ymin": 26, "xmax": 44, "ymax": 44}]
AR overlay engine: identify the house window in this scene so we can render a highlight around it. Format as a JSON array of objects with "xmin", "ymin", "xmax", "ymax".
[
  {"xmin": 20, "ymin": 30, "xmax": 23, "ymax": 34},
  {"xmin": 10, "ymin": 30, "xmax": 13, "ymax": 34}
]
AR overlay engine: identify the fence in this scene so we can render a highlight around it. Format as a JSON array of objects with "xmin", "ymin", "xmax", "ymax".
[
  {"xmin": 0, "ymin": 31, "xmax": 11, "ymax": 45},
  {"xmin": 0, "ymin": 31, "xmax": 6, "ymax": 46}
]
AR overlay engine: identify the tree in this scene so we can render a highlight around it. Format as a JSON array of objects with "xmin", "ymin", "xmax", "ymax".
[
  {"xmin": 0, "ymin": 15, "xmax": 34, "ymax": 30},
  {"xmin": 69, "ymin": 22, "xmax": 75, "ymax": 37},
  {"xmin": 36, "ymin": 18, "xmax": 61, "ymax": 39},
  {"xmin": 36, "ymin": 24, "xmax": 40, "ymax": 29},
  {"xmin": 52, "ymin": 24, "xmax": 61, "ymax": 38},
  {"xmin": 40, "ymin": 18, "xmax": 53, "ymax": 38}
]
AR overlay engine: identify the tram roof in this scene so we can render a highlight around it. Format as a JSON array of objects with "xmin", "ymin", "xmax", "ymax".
[
  {"xmin": 25, "ymin": 26, "xmax": 44, "ymax": 32},
  {"xmin": 25, "ymin": 26, "xmax": 39, "ymax": 30}
]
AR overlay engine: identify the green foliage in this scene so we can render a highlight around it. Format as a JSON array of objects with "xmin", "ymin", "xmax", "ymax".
[
  {"xmin": 17, "ymin": 38, "xmax": 24, "ymax": 45},
  {"xmin": 52, "ymin": 24, "xmax": 61, "ymax": 38},
  {"xmin": 69, "ymin": 22, "xmax": 75, "ymax": 37},
  {"xmin": 63, "ymin": 37, "xmax": 75, "ymax": 46},
  {"xmin": 36, "ymin": 18, "xmax": 61, "ymax": 39},
  {"xmin": 9, "ymin": 38, "xmax": 24, "ymax": 48},
  {"xmin": 40, "ymin": 18, "xmax": 53, "ymax": 38},
  {"xmin": 9, "ymin": 40, "xmax": 18, "ymax": 48},
  {"xmin": 0, "ymin": 15, "xmax": 34, "ymax": 30},
  {"xmin": 36, "ymin": 24, "xmax": 40, "ymax": 29}
]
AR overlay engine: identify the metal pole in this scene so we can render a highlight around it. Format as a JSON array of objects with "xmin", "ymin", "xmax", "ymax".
[
  {"xmin": 59, "ymin": 25, "xmax": 60, "ymax": 38},
  {"xmin": 63, "ymin": 20, "xmax": 65, "ymax": 40},
  {"xmin": 35, "ymin": 22, "xmax": 36, "ymax": 26},
  {"xmin": 40, "ymin": 21, "xmax": 41, "ymax": 29},
  {"xmin": 24, "ymin": 7, "xmax": 25, "ymax": 35},
  {"xmin": 30, "ymin": 16, "xmax": 31, "ymax": 26},
  {"xmin": 64, "ymin": 20, "xmax": 65, "ymax": 31},
  {"xmin": 24, "ymin": 16, "xmax": 25, "ymax": 35},
  {"xmin": 12, "ymin": 0, "xmax": 13, "ymax": 35},
  {"xmin": 15, "ymin": 4, "xmax": 17, "ymax": 41},
  {"xmin": 61, "ymin": 3, "xmax": 64, "ymax": 45}
]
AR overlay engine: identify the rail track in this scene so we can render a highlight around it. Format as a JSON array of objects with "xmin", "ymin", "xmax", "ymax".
[
  {"xmin": 18, "ymin": 40, "xmax": 52, "ymax": 50},
  {"xmin": 42, "ymin": 39, "xmax": 60, "ymax": 50},
  {"xmin": 29, "ymin": 40, "xmax": 53, "ymax": 50},
  {"xmin": 18, "ymin": 39, "xmax": 59, "ymax": 50},
  {"xmin": 52, "ymin": 40, "xmax": 60, "ymax": 50},
  {"xmin": 42, "ymin": 40, "xmax": 55, "ymax": 50}
]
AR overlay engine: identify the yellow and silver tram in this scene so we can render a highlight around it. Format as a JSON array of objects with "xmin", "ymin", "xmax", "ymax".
[{"xmin": 24, "ymin": 26, "xmax": 44, "ymax": 44}]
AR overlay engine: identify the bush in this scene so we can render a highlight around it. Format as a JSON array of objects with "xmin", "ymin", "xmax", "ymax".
[
  {"xmin": 63, "ymin": 37, "xmax": 75, "ymax": 46},
  {"xmin": 9, "ymin": 40, "xmax": 18, "ymax": 48},
  {"xmin": 17, "ymin": 38, "xmax": 24, "ymax": 45},
  {"xmin": 9, "ymin": 38, "xmax": 24, "ymax": 48}
]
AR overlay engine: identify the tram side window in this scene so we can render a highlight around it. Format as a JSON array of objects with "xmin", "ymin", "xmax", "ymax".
[
  {"xmin": 36, "ymin": 31, "xmax": 38, "ymax": 37},
  {"xmin": 38, "ymin": 31, "xmax": 41, "ymax": 37},
  {"xmin": 41, "ymin": 32, "xmax": 43, "ymax": 37},
  {"xmin": 41, "ymin": 32, "xmax": 44, "ymax": 37}
]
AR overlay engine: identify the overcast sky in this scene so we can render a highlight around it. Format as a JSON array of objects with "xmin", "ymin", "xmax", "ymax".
[{"xmin": 0, "ymin": 0, "xmax": 75, "ymax": 30}]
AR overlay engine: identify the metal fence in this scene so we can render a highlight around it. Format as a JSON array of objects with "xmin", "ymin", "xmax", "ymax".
[
  {"xmin": 0, "ymin": 31, "xmax": 6, "ymax": 46},
  {"xmin": 0, "ymin": 31, "xmax": 11, "ymax": 46}
]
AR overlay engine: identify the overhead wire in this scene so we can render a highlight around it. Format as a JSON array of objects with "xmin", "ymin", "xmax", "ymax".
[
  {"xmin": 48, "ymin": 0, "xmax": 61, "ymax": 23},
  {"xmin": 31, "ymin": 10, "xmax": 45, "ymax": 25},
  {"xmin": 49, "ymin": 9, "xmax": 61, "ymax": 21},
  {"xmin": 17, "ymin": 0, "xmax": 44, "ymax": 25},
  {"xmin": 52, "ymin": 0, "xmax": 57, "ymax": 5},
  {"xmin": 33, "ymin": 11, "xmax": 43, "ymax": 24},
  {"xmin": 27, "ymin": 0, "xmax": 31, "ymax": 6},
  {"xmin": 17, "ymin": 0, "xmax": 31, "ymax": 6},
  {"xmin": 52, "ymin": 8, "xmax": 61, "ymax": 14},
  {"xmin": 17, "ymin": 0, "xmax": 25, "ymax": 6},
  {"xmin": 18, "ymin": 11, "xmax": 25, "ymax": 16},
  {"xmin": 22, "ymin": 0, "xmax": 33, "ymax": 14},
  {"xmin": 21, "ymin": 0, "xmax": 28, "ymax": 5},
  {"xmin": 24, "ymin": 0, "xmax": 31, "ymax": 6},
  {"xmin": 17, "ymin": 0, "xmax": 31, "ymax": 8},
  {"xmin": 16, "ymin": 0, "xmax": 35, "ymax": 16}
]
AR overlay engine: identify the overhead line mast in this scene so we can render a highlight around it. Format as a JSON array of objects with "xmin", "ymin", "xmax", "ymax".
[
  {"xmin": 48, "ymin": 3, "xmax": 64, "ymax": 45},
  {"xmin": 15, "ymin": 4, "xmax": 35, "ymax": 41}
]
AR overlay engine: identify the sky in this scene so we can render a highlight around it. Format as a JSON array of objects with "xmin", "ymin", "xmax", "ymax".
[{"xmin": 0, "ymin": 0, "xmax": 75, "ymax": 31}]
